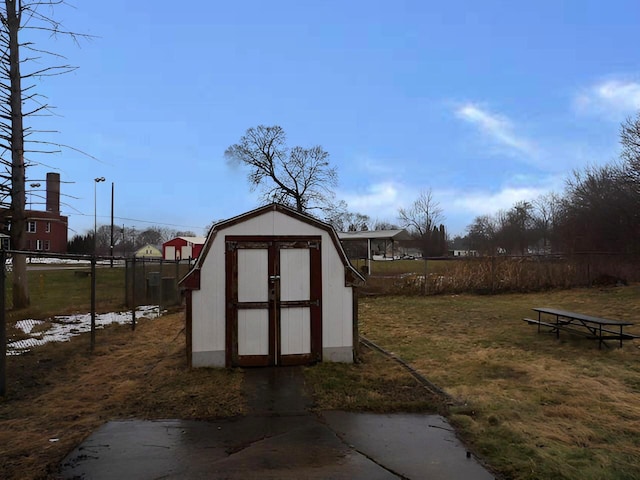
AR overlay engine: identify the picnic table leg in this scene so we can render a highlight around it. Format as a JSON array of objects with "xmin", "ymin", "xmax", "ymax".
[
  {"xmin": 619, "ymin": 326, "xmax": 623, "ymax": 348},
  {"xmin": 555, "ymin": 315, "xmax": 560, "ymax": 339},
  {"xmin": 537, "ymin": 311, "xmax": 541, "ymax": 333},
  {"xmin": 598, "ymin": 324, "xmax": 603, "ymax": 350}
]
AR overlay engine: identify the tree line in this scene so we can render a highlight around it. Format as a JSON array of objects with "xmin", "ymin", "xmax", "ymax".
[
  {"xmin": 68, "ymin": 226, "xmax": 197, "ymax": 256},
  {"xmin": 461, "ymin": 114, "xmax": 640, "ymax": 256}
]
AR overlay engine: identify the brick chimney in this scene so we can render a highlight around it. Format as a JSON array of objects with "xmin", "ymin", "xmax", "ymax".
[{"xmin": 46, "ymin": 172, "xmax": 60, "ymax": 214}]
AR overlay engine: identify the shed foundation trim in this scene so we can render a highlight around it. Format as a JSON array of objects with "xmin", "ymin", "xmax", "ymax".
[
  {"xmin": 192, "ymin": 350, "xmax": 226, "ymax": 368},
  {"xmin": 322, "ymin": 346, "xmax": 354, "ymax": 363}
]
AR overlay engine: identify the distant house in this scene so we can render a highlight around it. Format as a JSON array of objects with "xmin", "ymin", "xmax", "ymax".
[
  {"xmin": 0, "ymin": 173, "xmax": 68, "ymax": 253},
  {"xmin": 162, "ymin": 236, "xmax": 206, "ymax": 261},
  {"xmin": 134, "ymin": 244, "xmax": 162, "ymax": 258},
  {"xmin": 449, "ymin": 249, "xmax": 478, "ymax": 257}
]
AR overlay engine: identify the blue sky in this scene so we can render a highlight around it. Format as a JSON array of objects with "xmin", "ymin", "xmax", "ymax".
[{"xmin": 23, "ymin": 0, "xmax": 640, "ymax": 237}]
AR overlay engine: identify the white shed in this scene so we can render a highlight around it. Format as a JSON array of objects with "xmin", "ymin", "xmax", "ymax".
[{"xmin": 180, "ymin": 204, "xmax": 365, "ymax": 368}]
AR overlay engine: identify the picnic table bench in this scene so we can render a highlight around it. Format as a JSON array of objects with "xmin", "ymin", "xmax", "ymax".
[{"xmin": 523, "ymin": 307, "xmax": 638, "ymax": 349}]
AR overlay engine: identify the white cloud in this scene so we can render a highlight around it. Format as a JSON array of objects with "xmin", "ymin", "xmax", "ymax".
[
  {"xmin": 340, "ymin": 182, "xmax": 401, "ymax": 211},
  {"xmin": 433, "ymin": 184, "xmax": 555, "ymax": 235},
  {"xmin": 339, "ymin": 181, "xmax": 425, "ymax": 223},
  {"xmin": 353, "ymin": 156, "xmax": 400, "ymax": 176},
  {"xmin": 455, "ymin": 103, "xmax": 538, "ymax": 158},
  {"xmin": 448, "ymin": 186, "xmax": 549, "ymax": 216},
  {"xmin": 575, "ymin": 80, "xmax": 640, "ymax": 116}
]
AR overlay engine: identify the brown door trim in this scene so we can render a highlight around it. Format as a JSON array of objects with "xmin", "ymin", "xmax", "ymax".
[{"xmin": 225, "ymin": 235, "xmax": 322, "ymax": 367}]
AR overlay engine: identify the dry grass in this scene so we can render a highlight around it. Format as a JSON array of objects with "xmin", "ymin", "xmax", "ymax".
[
  {"xmin": 1, "ymin": 310, "xmax": 437, "ymax": 480},
  {"xmin": 304, "ymin": 347, "xmax": 443, "ymax": 413},
  {"xmin": 0, "ymin": 312, "xmax": 243, "ymax": 480},
  {"xmin": 361, "ymin": 256, "xmax": 640, "ymax": 296},
  {"xmin": 360, "ymin": 285, "xmax": 640, "ymax": 480},
  {"xmin": 5, "ymin": 283, "xmax": 639, "ymax": 479}
]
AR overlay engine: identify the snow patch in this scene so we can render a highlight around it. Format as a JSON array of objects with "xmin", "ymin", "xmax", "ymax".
[{"xmin": 8, "ymin": 305, "xmax": 164, "ymax": 356}]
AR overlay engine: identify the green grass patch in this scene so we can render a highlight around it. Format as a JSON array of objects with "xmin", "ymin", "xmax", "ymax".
[{"xmin": 5, "ymin": 267, "xmax": 127, "ymax": 322}]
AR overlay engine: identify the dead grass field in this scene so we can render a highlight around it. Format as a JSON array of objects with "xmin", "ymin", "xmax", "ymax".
[
  {"xmin": 1, "ymin": 310, "xmax": 438, "ymax": 480},
  {"xmin": 0, "ymin": 313, "xmax": 243, "ymax": 479},
  {"xmin": 359, "ymin": 285, "xmax": 640, "ymax": 480},
  {"xmin": 4, "ymin": 284, "xmax": 639, "ymax": 480}
]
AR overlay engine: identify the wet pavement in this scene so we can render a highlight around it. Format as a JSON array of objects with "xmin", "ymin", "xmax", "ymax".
[{"xmin": 58, "ymin": 367, "xmax": 495, "ymax": 479}]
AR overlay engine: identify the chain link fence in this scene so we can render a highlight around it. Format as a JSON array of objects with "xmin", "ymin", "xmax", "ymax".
[{"xmin": 1, "ymin": 250, "xmax": 193, "ymax": 395}]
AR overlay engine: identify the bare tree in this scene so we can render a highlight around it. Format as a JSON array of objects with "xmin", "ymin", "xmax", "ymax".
[
  {"xmin": 620, "ymin": 113, "xmax": 640, "ymax": 184},
  {"xmin": 466, "ymin": 214, "xmax": 500, "ymax": 255},
  {"xmin": 324, "ymin": 201, "xmax": 371, "ymax": 232},
  {"xmin": 225, "ymin": 125, "xmax": 338, "ymax": 213},
  {"xmin": 560, "ymin": 164, "xmax": 635, "ymax": 253},
  {"xmin": 398, "ymin": 189, "xmax": 447, "ymax": 256},
  {"xmin": 372, "ymin": 220, "xmax": 399, "ymax": 230},
  {"xmin": 398, "ymin": 189, "xmax": 444, "ymax": 237},
  {"xmin": 532, "ymin": 193, "xmax": 563, "ymax": 253},
  {"xmin": 619, "ymin": 114, "xmax": 640, "ymax": 227},
  {"xmin": 500, "ymin": 201, "xmax": 535, "ymax": 255},
  {"xmin": 0, "ymin": 1, "xmax": 87, "ymax": 307}
]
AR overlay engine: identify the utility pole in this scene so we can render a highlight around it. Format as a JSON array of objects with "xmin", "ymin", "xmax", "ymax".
[{"xmin": 110, "ymin": 182, "xmax": 114, "ymax": 267}]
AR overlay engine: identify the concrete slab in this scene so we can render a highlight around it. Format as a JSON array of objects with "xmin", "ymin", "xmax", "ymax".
[
  {"xmin": 59, "ymin": 413, "xmax": 494, "ymax": 479},
  {"xmin": 322, "ymin": 411, "xmax": 495, "ymax": 480},
  {"xmin": 59, "ymin": 418, "xmax": 396, "ymax": 480},
  {"xmin": 58, "ymin": 366, "xmax": 496, "ymax": 479}
]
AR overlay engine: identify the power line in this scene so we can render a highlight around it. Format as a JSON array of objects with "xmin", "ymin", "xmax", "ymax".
[{"xmin": 63, "ymin": 211, "xmax": 205, "ymax": 230}]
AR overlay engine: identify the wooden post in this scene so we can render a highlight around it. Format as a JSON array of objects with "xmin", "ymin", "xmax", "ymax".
[
  {"xmin": 185, "ymin": 289, "xmax": 192, "ymax": 368},
  {"xmin": 352, "ymin": 288, "xmax": 360, "ymax": 361},
  {"xmin": 158, "ymin": 258, "xmax": 164, "ymax": 311}
]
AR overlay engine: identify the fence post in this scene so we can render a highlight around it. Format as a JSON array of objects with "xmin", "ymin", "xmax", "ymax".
[
  {"xmin": 158, "ymin": 258, "xmax": 163, "ymax": 314},
  {"xmin": 90, "ymin": 256, "xmax": 97, "ymax": 352},
  {"xmin": 0, "ymin": 250, "xmax": 6, "ymax": 396},
  {"xmin": 131, "ymin": 256, "xmax": 136, "ymax": 330},
  {"xmin": 124, "ymin": 258, "xmax": 129, "ymax": 307}
]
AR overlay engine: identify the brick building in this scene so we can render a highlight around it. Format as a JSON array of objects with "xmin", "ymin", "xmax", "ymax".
[{"xmin": 0, "ymin": 172, "xmax": 68, "ymax": 253}]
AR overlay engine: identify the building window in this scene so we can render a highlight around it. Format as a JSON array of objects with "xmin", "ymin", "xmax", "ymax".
[
  {"xmin": 36, "ymin": 239, "xmax": 43, "ymax": 251},
  {"xmin": 27, "ymin": 221, "xmax": 36, "ymax": 233},
  {"xmin": 46, "ymin": 222, "xmax": 51, "ymax": 233},
  {"xmin": 44, "ymin": 240, "xmax": 50, "ymax": 251}
]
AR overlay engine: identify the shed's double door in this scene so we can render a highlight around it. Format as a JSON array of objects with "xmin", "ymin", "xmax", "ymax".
[{"xmin": 226, "ymin": 236, "xmax": 322, "ymax": 367}]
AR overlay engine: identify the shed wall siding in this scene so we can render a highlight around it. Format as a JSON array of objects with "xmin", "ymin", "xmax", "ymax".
[{"xmin": 190, "ymin": 210, "xmax": 355, "ymax": 366}]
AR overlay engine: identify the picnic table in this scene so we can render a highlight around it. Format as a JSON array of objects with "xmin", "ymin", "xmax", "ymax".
[{"xmin": 523, "ymin": 307, "xmax": 637, "ymax": 349}]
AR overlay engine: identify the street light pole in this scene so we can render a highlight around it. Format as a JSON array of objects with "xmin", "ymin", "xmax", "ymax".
[
  {"xmin": 91, "ymin": 176, "xmax": 105, "ymax": 352},
  {"xmin": 110, "ymin": 182, "xmax": 114, "ymax": 267},
  {"xmin": 94, "ymin": 177, "xmax": 105, "ymax": 255}
]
